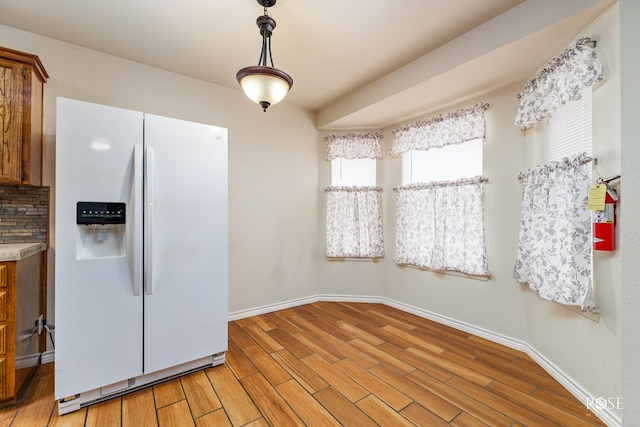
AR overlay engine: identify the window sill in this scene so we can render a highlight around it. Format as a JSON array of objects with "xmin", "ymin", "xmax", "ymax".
[{"xmin": 326, "ymin": 257, "xmax": 383, "ymax": 262}]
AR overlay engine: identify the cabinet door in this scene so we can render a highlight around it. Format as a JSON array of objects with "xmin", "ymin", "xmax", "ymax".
[
  {"xmin": 0, "ymin": 58, "xmax": 25, "ymax": 183},
  {"xmin": 0, "ymin": 262, "xmax": 9, "ymax": 399}
]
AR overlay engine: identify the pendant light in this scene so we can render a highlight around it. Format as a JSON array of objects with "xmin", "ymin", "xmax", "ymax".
[{"xmin": 237, "ymin": 0, "xmax": 293, "ymax": 112}]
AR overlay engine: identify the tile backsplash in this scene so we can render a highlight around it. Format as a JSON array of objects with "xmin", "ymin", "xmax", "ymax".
[{"xmin": 0, "ymin": 185, "xmax": 49, "ymax": 244}]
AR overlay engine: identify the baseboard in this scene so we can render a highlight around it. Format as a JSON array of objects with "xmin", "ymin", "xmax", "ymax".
[
  {"xmin": 227, "ymin": 294, "xmax": 382, "ymax": 321},
  {"xmin": 41, "ymin": 350, "xmax": 55, "ymax": 364},
  {"xmin": 16, "ymin": 353, "xmax": 43, "ymax": 369},
  {"xmin": 525, "ymin": 345, "xmax": 622, "ymax": 427},
  {"xmin": 228, "ymin": 294, "xmax": 621, "ymax": 427},
  {"xmin": 381, "ymin": 298, "xmax": 529, "ymax": 352},
  {"xmin": 318, "ymin": 294, "xmax": 383, "ymax": 304},
  {"xmin": 227, "ymin": 295, "xmax": 319, "ymax": 321}
]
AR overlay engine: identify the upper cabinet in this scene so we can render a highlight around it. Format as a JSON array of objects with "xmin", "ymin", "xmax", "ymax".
[{"xmin": 0, "ymin": 47, "xmax": 48, "ymax": 185}]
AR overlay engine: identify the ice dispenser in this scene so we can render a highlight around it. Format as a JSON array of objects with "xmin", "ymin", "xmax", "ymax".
[{"xmin": 76, "ymin": 202, "xmax": 126, "ymax": 258}]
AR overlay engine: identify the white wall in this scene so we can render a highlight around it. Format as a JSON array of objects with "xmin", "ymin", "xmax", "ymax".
[
  {"xmin": 0, "ymin": 25, "xmax": 320, "ymax": 324},
  {"xmin": 620, "ymin": 0, "xmax": 640, "ymax": 424}
]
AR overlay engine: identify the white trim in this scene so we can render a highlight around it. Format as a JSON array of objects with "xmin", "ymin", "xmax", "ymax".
[
  {"xmin": 525, "ymin": 345, "xmax": 621, "ymax": 427},
  {"xmin": 15, "ymin": 353, "xmax": 43, "ymax": 370},
  {"xmin": 228, "ymin": 294, "xmax": 621, "ymax": 426},
  {"xmin": 227, "ymin": 295, "xmax": 319, "ymax": 321},
  {"xmin": 227, "ymin": 294, "xmax": 382, "ymax": 321},
  {"xmin": 42, "ymin": 350, "xmax": 55, "ymax": 364},
  {"xmin": 380, "ymin": 298, "xmax": 528, "ymax": 352},
  {"xmin": 318, "ymin": 294, "xmax": 382, "ymax": 304}
]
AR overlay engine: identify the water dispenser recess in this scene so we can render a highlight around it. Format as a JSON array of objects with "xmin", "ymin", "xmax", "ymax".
[{"xmin": 76, "ymin": 202, "xmax": 126, "ymax": 259}]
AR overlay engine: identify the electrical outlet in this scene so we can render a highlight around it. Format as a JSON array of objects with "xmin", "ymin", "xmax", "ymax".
[{"xmin": 37, "ymin": 314, "xmax": 44, "ymax": 334}]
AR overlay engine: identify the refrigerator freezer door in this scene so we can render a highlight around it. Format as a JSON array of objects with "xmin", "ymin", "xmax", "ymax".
[
  {"xmin": 142, "ymin": 114, "xmax": 228, "ymax": 374},
  {"xmin": 55, "ymin": 98, "xmax": 144, "ymax": 399}
]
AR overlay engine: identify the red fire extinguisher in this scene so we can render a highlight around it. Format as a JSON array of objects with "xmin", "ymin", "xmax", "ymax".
[{"xmin": 593, "ymin": 185, "xmax": 618, "ymax": 251}]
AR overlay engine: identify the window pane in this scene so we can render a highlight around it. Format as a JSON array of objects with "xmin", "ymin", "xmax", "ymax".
[
  {"xmin": 535, "ymin": 88, "xmax": 592, "ymax": 164},
  {"xmin": 331, "ymin": 158, "xmax": 376, "ymax": 186},
  {"xmin": 402, "ymin": 139, "xmax": 483, "ymax": 185}
]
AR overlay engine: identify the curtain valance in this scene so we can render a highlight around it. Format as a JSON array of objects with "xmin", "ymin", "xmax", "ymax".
[
  {"xmin": 390, "ymin": 103, "xmax": 489, "ymax": 156},
  {"xmin": 324, "ymin": 132, "xmax": 382, "ymax": 160},
  {"xmin": 515, "ymin": 37, "xmax": 604, "ymax": 130}
]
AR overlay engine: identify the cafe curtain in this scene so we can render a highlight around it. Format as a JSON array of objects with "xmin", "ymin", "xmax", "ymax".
[
  {"xmin": 325, "ymin": 186, "xmax": 384, "ymax": 258},
  {"xmin": 513, "ymin": 153, "xmax": 596, "ymax": 311},
  {"xmin": 394, "ymin": 176, "xmax": 489, "ymax": 276}
]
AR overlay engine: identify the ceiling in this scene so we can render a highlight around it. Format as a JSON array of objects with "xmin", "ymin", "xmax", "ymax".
[{"xmin": 0, "ymin": 0, "xmax": 614, "ymax": 129}]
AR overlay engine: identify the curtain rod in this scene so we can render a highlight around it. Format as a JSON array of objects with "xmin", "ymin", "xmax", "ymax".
[{"xmin": 517, "ymin": 156, "xmax": 594, "ymax": 180}]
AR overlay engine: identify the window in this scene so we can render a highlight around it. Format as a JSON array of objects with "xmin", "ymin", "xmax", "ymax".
[
  {"xmin": 513, "ymin": 35, "xmax": 601, "ymax": 311},
  {"xmin": 520, "ymin": 89, "xmax": 595, "ymax": 309},
  {"xmin": 324, "ymin": 133, "xmax": 384, "ymax": 258},
  {"xmin": 331, "ymin": 158, "xmax": 376, "ymax": 186},
  {"xmin": 532, "ymin": 88, "xmax": 592, "ymax": 165},
  {"xmin": 392, "ymin": 103, "xmax": 489, "ymax": 276},
  {"xmin": 402, "ymin": 138, "xmax": 483, "ymax": 185}
]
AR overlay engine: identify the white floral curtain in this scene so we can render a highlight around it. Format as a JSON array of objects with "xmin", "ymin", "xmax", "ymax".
[
  {"xmin": 325, "ymin": 186, "xmax": 384, "ymax": 258},
  {"xmin": 513, "ymin": 153, "xmax": 596, "ymax": 311},
  {"xmin": 395, "ymin": 177, "xmax": 489, "ymax": 276},
  {"xmin": 391, "ymin": 103, "xmax": 489, "ymax": 155},
  {"xmin": 515, "ymin": 37, "xmax": 604, "ymax": 130},
  {"xmin": 325, "ymin": 132, "xmax": 382, "ymax": 160}
]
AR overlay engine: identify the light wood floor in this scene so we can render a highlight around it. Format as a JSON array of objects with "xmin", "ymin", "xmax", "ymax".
[{"xmin": 1, "ymin": 302, "xmax": 606, "ymax": 426}]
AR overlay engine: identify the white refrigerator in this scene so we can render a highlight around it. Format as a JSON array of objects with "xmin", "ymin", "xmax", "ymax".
[{"xmin": 54, "ymin": 97, "xmax": 228, "ymax": 414}]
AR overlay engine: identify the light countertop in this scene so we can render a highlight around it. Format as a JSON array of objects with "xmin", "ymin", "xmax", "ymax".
[{"xmin": 0, "ymin": 243, "xmax": 47, "ymax": 262}]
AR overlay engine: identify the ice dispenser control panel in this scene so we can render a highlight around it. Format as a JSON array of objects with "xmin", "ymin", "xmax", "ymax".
[{"xmin": 77, "ymin": 202, "xmax": 126, "ymax": 225}]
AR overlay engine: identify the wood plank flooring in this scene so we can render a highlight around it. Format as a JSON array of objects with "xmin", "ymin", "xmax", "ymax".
[{"xmin": 0, "ymin": 302, "xmax": 606, "ymax": 426}]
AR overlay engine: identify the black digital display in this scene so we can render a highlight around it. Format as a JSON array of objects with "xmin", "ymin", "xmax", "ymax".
[{"xmin": 76, "ymin": 202, "xmax": 126, "ymax": 225}]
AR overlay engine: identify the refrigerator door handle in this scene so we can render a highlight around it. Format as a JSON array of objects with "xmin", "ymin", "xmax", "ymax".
[
  {"xmin": 133, "ymin": 144, "xmax": 143, "ymax": 296},
  {"xmin": 144, "ymin": 145, "xmax": 155, "ymax": 295}
]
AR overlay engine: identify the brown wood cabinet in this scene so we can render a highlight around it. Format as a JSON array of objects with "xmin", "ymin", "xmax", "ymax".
[
  {"xmin": 0, "ymin": 47, "xmax": 48, "ymax": 185},
  {"xmin": 0, "ymin": 252, "xmax": 44, "ymax": 402}
]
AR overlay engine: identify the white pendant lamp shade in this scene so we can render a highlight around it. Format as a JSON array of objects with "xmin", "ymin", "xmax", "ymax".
[
  {"xmin": 237, "ymin": 0, "xmax": 293, "ymax": 112},
  {"xmin": 236, "ymin": 65, "xmax": 293, "ymax": 111}
]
